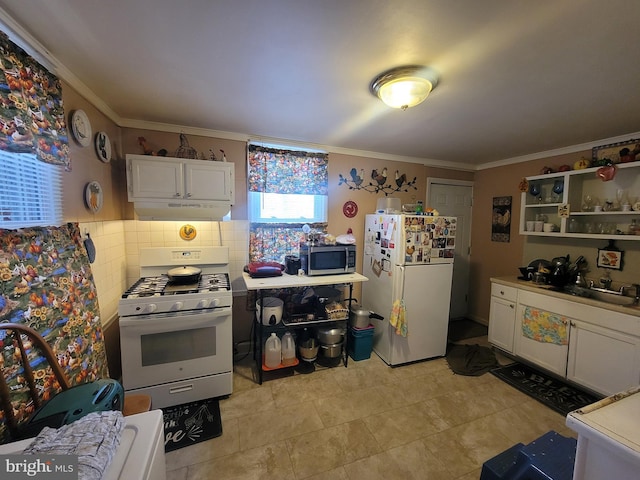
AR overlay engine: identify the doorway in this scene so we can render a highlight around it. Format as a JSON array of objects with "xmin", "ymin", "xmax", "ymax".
[{"xmin": 427, "ymin": 178, "xmax": 473, "ymax": 320}]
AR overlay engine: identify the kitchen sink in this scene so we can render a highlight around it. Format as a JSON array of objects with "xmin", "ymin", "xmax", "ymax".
[
  {"xmin": 589, "ymin": 290, "xmax": 636, "ymax": 306},
  {"xmin": 565, "ymin": 285, "xmax": 637, "ymax": 306}
]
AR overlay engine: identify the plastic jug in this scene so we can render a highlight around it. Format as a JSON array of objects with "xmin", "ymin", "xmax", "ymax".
[
  {"xmin": 265, "ymin": 333, "xmax": 281, "ymax": 368},
  {"xmin": 281, "ymin": 332, "xmax": 296, "ymax": 366}
]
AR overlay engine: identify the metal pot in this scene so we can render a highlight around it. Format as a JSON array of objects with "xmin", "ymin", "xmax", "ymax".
[
  {"xmin": 319, "ymin": 342, "xmax": 343, "ymax": 358},
  {"xmin": 350, "ymin": 304, "xmax": 384, "ymax": 329},
  {"xmin": 167, "ymin": 265, "xmax": 202, "ymax": 284},
  {"xmin": 316, "ymin": 326, "xmax": 346, "ymax": 345}
]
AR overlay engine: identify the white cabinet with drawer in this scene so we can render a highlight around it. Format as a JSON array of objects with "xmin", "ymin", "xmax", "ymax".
[
  {"xmin": 488, "ymin": 283, "xmax": 518, "ymax": 353},
  {"xmin": 491, "ymin": 278, "xmax": 640, "ymax": 396}
]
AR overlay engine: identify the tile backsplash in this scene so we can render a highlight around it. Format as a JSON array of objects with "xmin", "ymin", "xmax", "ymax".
[{"xmin": 80, "ymin": 219, "xmax": 249, "ymax": 326}]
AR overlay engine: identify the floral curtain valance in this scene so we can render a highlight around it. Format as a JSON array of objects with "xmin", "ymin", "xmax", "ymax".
[
  {"xmin": 0, "ymin": 32, "xmax": 70, "ymax": 170},
  {"xmin": 248, "ymin": 144, "xmax": 328, "ymax": 195}
]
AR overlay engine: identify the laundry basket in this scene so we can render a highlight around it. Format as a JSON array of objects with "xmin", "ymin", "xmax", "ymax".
[{"xmin": 174, "ymin": 133, "xmax": 198, "ymax": 159}]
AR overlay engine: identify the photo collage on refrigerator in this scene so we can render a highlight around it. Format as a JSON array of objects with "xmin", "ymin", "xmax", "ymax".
[{"xmin": 404, "ymin": 216, "xmax": 456, "ymax": 263}]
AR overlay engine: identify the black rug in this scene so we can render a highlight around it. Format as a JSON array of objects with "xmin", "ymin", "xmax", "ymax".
[
  {"xmin": 162, "ymin": 398, "xmax": 222, "ymax": 452},
  {"xmin": 446, "ymin": 343, "xmax": 498, "ymax": 376},
  {"xmin": 448, "ymin": 319, "xmax": 488, "ymax": 342},
  {"xmin": 491, "ymin": 362, "xmax": 602, "ymax": 416}
]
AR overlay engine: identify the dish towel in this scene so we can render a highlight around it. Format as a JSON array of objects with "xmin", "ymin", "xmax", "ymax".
[
  {"xmin": 521, "ymin": 306, "xmax": 568, "ymax": 345},
  {"xmin": 389, "ymin": 299, "xmax": 408, "ymax": 337},
  {"xmin": 22, "ymin": 410, "xmax": 124, "ymax": 480}
]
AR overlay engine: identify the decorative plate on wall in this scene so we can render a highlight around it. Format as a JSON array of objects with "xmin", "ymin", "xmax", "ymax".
[
  {"xmin": 94, "ymin": 131, "xmax": 111, "ymax": 162},
  {"xmin": 179, "ymin": 224, "xmax": 197, "ymax": 241},
  {"xmin": 84, "ymin": 181, "xmax": 103, "ymax": 213},
  {"xmin": 71, "ymin": 109, "xmax": 92, "ymax": 147}
]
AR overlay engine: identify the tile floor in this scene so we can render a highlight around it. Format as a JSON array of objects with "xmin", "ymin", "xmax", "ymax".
[{"xmin": 165, "ymin": 334, "xmax": 576, "ymax": 480}]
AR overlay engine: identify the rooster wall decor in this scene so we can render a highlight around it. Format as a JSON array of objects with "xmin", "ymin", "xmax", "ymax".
[{"xmin": 338, "ymin": 168, "xmax": 417, "ymax": 195}]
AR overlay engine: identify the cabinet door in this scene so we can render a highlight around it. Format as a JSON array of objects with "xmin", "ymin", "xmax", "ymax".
[
  {"xmin": 185, "ymin": 162, "xmax": 233, "ymax": 202},
  {"xmin": 488, "ymin": 296, "xmax": 516, "ymax": 353},
  {"xmin": 567, "ymin": 320, "xmax": 640, "ymax": 396},
  {"xmin": 129, "ymin": 157, "xmax": 183, "ymax": 200},
  {"xmin": 514, "ymin": 303, "xmax": 570, "ymax": 377}
]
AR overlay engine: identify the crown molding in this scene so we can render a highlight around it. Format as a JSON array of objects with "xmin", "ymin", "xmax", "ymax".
[{"xmin": 478, "ymin": 131, "xmax": 640, "ymax": 171}]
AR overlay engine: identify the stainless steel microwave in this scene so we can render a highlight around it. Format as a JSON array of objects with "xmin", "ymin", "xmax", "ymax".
[{"xmin": 299, "ymin": 244, "xmax": 356, "ymax": 276}]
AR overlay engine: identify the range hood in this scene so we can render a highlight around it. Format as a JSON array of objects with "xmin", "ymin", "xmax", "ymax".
[{"xmin": 133, "ymin": 200, "xmax": 231, "ymax": 221}]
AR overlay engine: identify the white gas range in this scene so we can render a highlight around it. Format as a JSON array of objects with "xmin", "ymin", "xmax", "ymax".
[{"xmin": 118, "ymin": 246, "xmax": 233, "ymax": 409}]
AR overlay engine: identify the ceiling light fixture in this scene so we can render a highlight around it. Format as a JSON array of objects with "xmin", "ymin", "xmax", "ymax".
[{"xmin": 370, "ymin": 65, "xmax": 439, "ymax": 110}]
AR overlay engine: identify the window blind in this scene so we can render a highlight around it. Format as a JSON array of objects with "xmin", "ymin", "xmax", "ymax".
[{"xmin": 0, "ymin": 150, "xmax": 63, "ymax": 228}]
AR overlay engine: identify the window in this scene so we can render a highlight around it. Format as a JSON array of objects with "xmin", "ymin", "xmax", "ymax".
[
  {"xmin": 248, "ymin": 192, "xmax": 327, "ymax": 223},
  {"xmin": 0, "ymin": 150, "xmax": 63, "ymax": 228},
  {"xmin": 248, "ymin": 144, "xmax": 328, "ymax": 262}
]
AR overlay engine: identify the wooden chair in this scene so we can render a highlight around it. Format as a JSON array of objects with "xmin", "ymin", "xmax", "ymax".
[{"xmin": 0, "ymin": 323, "xmax": 150, "ymax": 441}]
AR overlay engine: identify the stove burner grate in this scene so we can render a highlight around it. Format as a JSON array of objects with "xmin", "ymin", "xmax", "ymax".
[{"xmin": 122, "ymin": 273, "xmax": 230, "ymax": 298}]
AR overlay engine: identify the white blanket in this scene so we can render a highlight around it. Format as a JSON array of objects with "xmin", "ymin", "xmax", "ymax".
[{"xmin": 22, "ymin": 410, "xmax": 124, "ymax": 480}]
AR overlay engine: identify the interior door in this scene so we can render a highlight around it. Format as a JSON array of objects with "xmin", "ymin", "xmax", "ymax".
[{"xmin": 428, "ymin": 181, "xmax": 472, "ymax": 319}]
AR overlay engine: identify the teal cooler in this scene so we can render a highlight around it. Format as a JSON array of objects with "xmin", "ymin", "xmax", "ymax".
[{"xmin": 348, "ymin": 325, "xmax": 375, "ymax": 361}]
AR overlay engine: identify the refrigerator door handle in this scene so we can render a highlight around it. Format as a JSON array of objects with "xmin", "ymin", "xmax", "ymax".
[{"xmin": 394, "ymin": 265, "xmax": 405, "ymax": 301}]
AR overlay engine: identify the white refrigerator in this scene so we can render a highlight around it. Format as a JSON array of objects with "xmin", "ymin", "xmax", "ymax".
[{"xmin": 362, "ymin": 213, "xmax": 456, "ymax": 366}]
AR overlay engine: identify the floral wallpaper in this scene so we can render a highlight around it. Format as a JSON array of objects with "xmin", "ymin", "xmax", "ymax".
[{"xmin": 0, "ymin": 223, "xmax": 108, "ymax": 442}]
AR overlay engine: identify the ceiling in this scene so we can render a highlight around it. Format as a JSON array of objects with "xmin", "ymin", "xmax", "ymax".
[{"xmin": 1, "ymin": 0, "xmax": 640, "ymax": 170}]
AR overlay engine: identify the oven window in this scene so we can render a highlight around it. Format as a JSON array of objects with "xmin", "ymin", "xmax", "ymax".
[{"xmin": 141, "ymin": 326, "xmax": 216, "ymax": 366}]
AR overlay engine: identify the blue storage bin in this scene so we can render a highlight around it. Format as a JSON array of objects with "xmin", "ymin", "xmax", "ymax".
[
  {"xmin": 348, "ymin": 325, "xmax": 375, "ymax": 361},
  {"xmin": 481, "ymin": 431, "xmax": 576, "ymax": 480}
]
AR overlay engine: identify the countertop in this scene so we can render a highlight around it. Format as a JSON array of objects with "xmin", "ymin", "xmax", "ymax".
[
  {"xmin": 242, "ymin": 271, "xmax": 368, "ymax": 291},
  {"xmin": 491, "ymin": 276, "xmax": 640, "ymax": 318}
]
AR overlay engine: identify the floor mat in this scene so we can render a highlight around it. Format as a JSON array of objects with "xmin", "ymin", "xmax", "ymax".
[
  {"xmin": 448, "ymin": 318, "xmax": 488, "ymax": 342},
  {"xmin": 491, "ymin": 362, "xmax": 602, "ymax": 416},
  {"xmin": 162, "ymin": 398, "xmax": 222, "ymax": 452},
  {"xmin": 446, "ymin": 343, "xmax": 498, "ymax": 376}
]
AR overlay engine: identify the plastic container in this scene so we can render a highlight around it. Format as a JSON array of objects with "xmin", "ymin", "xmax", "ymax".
[
  {"xmin": 265, "ymin": 333, "xmax": 281, "ymax": 368},
  {"xmin": 281, "ymin": 332, "xmax": 296, "ymax": 366},
  {"xmin": 348, "ymin": 325, "xmax": 375, "ymax": 361}
]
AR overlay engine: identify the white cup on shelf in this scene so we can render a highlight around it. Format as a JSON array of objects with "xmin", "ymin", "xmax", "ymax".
[
  {"xmin": 526, "ymin": 221, "xmax": 535, "ymax": 231},
  {"xmin": 534, "ymin": 221, "xmax": 544, "ymax": 232}
]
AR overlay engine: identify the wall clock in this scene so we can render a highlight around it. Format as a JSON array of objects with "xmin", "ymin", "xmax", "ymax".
[
  {"xmin": 71, "ymin": 109, "xmax": 92, "ymax": 147},
  {"xmin": 95, "ymin": 131, "xmax": 111, "ymax": 162}
]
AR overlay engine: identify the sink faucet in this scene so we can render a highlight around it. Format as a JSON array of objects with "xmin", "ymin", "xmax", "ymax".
[{"xmin": 599, "ymin": 272, "xmax": 612, "ymax": 290}]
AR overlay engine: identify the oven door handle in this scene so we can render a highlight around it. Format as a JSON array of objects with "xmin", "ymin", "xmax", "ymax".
[{"xmin": 120, "ymin": 307, "xmax": 231, "ymax": 328}]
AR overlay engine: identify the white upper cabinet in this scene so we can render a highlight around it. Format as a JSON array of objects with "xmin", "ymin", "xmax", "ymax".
[{"xmin": 127, "ymin": 155, "xmax": 234, "ymax": 203}]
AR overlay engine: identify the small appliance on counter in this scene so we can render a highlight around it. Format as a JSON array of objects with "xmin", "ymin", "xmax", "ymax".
[
  {"xmin": 284, "ymin": 255, "xmax": 301, "ymax": 275},
  {"xmin": 299, "ymin": 244, "xmax": 356, "ymax": 276}
]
